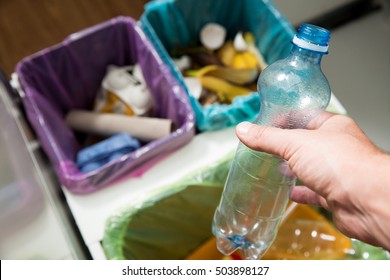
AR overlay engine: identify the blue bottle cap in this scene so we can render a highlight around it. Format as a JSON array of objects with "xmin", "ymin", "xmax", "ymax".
[{"xmin": 292, "ymin": 23, "xmax": 331, "ymax": 53}]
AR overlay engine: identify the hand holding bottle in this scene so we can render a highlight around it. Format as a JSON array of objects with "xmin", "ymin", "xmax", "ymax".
[
  {"xmin": 213, "ymin": 23, "xmax": 333, "ymax": 260},
  {"xmin": 236, "ymin": 111, "xmax": 390, "ymax": 251}
]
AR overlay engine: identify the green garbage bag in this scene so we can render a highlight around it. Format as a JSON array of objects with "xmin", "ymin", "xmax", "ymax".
[
  {"xmin": 102, "ymin": 151, "xmax": 390, "ymax": 260},
  {"xmin": 102, "ymin": 154, "xmax": 233, "ymax": 260},
  {"xmin": 140, "ymin": 0, "xmax": 296, "ymax": 131}
]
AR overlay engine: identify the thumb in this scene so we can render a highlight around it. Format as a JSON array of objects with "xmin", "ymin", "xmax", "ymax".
[
  {"xmin": 236, "ymin": 122, "xmax": 305, "ymax": 160},
  {"xmin": 236, "ymin": 112, "xmax": 335, "ymax": 159}
]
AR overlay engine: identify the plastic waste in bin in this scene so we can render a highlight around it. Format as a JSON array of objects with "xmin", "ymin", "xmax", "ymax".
[{"xmin": 15, "ymin": 16, "xmax": 195, "ymax": 194}]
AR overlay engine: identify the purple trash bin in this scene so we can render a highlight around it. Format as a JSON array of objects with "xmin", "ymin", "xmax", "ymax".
[{"xmin": 16, "ymin": 16, "xmax": 195, "ymax": 194}]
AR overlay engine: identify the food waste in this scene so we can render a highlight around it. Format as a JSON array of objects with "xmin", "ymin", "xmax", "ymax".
[{"xmin": 172, "ymin": 22, "xmax": 267, "ymax": 106}]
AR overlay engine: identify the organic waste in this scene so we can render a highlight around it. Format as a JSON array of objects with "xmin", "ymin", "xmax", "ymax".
[{"xmin": 172, "ymin": 23, "xmax": 267, "ymax": 106}]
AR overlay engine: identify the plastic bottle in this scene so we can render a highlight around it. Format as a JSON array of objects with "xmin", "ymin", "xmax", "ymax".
[{"xmin": 212, "ymin": 23, "xmax": 332, "ymax": 260}]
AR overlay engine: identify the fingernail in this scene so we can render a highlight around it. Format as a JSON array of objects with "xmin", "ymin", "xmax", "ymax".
[{"xmin": 237, "ymin": 122, "xmax": 252, "ymax": 136}]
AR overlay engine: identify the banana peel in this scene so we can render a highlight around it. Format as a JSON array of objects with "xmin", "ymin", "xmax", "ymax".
[
  {"xmin": 218, "ymin": 40, "xmax": 258, "ymax": 69},
  {"xmin": 197, "ymin": 75, "xmax": 251, "ymax": 104},
  {"xmin": 181, "ymin": 33, "xmax": 266, "ymax": 105},
  {"xmin": 186, "ymin": 65, "xmax": 254, "ymax": 104},
  {"xmin": 217, "ymin": 41, "xmax": 236, "ymax": 66},
  {"xmin": 232, "ymin": 51, "xmax": 258, "ymax": 69},
  {"xmin": 186, "ymin": 65, "xmax": 258, "ymax": 85},
  {"xmin": 212, "ymin": 66, "xmax": 259, "ymax": 85},
  {"xmin": 218, "ymin": 34, "xmax": 268, "ymax": 72}
]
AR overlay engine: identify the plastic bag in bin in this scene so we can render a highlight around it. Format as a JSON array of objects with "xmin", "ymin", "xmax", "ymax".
[
  {"xmin": 102, "ymin": 153, "xmax": 390, "ymax": 260},
  {"xmin": 15, "ymin": 16, "xmax": 195, "ymax": 194},
  {"xmin": 102, "ymin": 155, "xmax": 232, "ymax": 260},
  {"xmin": 140, "ymin": 0, "xmax": 296, "ymax": 131}
]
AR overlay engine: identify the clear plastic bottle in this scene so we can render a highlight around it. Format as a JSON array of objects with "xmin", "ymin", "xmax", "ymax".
[{"xmin": 212, "ymin": 24, "xmax": 332, "ymax": 260}]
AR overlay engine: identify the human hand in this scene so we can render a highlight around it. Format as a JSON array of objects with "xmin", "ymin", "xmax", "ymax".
[{"xmin": 236, "ymin": 111, "xmax": 390, "ymax": 250}]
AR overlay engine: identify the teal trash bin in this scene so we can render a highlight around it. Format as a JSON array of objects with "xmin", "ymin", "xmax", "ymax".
[{"xmin": 140, "ymin": 0, "xmax": 296, "ymax": 131}]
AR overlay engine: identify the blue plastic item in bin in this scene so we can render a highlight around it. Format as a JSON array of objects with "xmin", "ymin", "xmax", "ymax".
[
  {"xmin": 16, "ymin": 17, "xmax": 195, "ymax": 194},
  {"xmin": 77, "ymin": 133, "xmax": 141, "ymax": 173},
  {"xmin": 141, "ymin": 0, "xmax": 296, "ymax": 131}
]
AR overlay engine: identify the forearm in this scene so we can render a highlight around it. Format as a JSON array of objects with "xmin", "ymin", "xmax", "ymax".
[{"xmin": 362, "ymin": 153, "xmax": 390, "ymax": 251}]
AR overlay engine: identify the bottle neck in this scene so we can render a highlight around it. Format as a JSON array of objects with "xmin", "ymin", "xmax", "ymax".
[{"xmin": 289, "ymin": 44, "xmax": 325, "ymax": 65}]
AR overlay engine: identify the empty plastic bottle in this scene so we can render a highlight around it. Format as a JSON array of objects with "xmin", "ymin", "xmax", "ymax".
[{"xmin": 212, "ymin": 23, "xmax": 332, "ymax": 260}]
